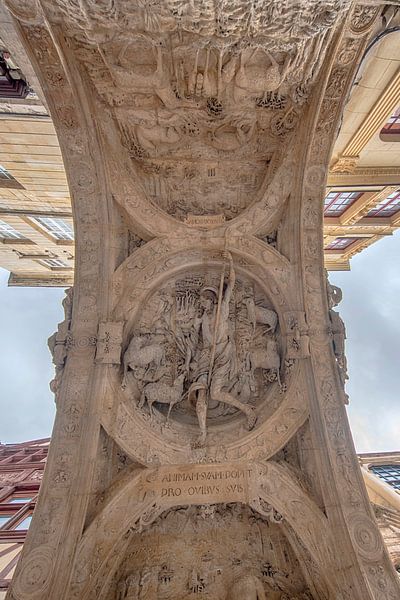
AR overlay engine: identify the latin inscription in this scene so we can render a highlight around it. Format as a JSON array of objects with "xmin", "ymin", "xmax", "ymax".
[
  {"xmin": 144, "ymin": 464, "xmax": 252, "ymax": 505},
  {"xmin": 185, "ymin": 214, "xmax": 226, "ymax": 228}
]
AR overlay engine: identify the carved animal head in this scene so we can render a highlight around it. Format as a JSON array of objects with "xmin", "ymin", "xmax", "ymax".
[
  {"xmin": 175, "ymin": 373, "xmax": 186, "ymax": 385},
  {"xmin": 129, "ymin": 335, "xmax": 145, "ymax": 349}
]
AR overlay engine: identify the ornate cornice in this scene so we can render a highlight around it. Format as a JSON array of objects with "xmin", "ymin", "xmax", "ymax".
[
  {"xmin": 328, "ymin": 166, "xmax": 400, "ymax": 186},
  {"xmin": 341, "ymin": 185, "xmax": 398, "ymax": 224},
  {"xmin": 331, "ymin": 68, "xmax": 400, "ymax": 173}
]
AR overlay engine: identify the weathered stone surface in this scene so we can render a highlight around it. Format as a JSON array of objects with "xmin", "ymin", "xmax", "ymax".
[{"xmin": 3, "ymin": 1, "xmax": 400, "ymax": 599}]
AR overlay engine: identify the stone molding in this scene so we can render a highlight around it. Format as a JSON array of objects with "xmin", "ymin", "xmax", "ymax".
[
  {"xmin": 328, "ymin": 166, "xmax": 400, "ymax": 186},
  {"xmin": 331, "ymin": 68, "xmax": 400, "ymax": 173}
]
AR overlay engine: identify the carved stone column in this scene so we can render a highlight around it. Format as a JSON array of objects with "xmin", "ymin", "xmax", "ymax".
[{"xmin": 4, "ymin": 2, "xmax": 400, "ymax": 600}]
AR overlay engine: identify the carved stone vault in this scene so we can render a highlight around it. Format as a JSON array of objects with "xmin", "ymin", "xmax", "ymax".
[{"xmin": 4, "ymin": 1, "xmax": 400, "ymax": 599}]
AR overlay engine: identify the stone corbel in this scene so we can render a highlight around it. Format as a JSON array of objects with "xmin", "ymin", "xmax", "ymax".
[
  {"xmin": 330, "ymin": 155, "xmax": 359, "ymax": 174},
  {"xmin": 283, "ymin": 311, "xmax": 310, "ymax": 359},
  {"xmin": 95, "ymin": 321, "xmax": 124, "ymax": 364}
]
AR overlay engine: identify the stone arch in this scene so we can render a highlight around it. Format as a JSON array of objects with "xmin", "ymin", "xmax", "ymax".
[
  {"xmin": 5, "ymin": 4, "xmax": 400, "ymax": 600},
  {"xmin": 70, "ymin": 460, "xmax": 339, "ymax": 600},
  {"xmin": 296, "ymin": 7, "xmax": 400, "ymax": 597}
]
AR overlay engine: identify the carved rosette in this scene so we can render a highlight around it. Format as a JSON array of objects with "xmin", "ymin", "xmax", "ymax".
[
  {"xmin": 349, "ymin": 514, "xmax": 385, "ymax": 562},
  {"xmin": 12, "ymin": 546, "xmax": 54, "ymax": 600}
]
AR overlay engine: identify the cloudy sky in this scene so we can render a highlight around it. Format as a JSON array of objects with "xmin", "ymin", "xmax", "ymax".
[
  {"xmin": 330, "ymin": 230, "xmax": 400, "ymax": 453},
  {"xmin": 0, "ymin": 269, "xmax": 63, "ymax": 444},
  {"xmin": 0, "ymin": 232, "xmax": 399, "ymax": 451}
]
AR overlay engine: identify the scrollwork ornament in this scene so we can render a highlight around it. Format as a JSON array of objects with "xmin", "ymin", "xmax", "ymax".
[
  {"xmin": 337, "ymin": 38, "xmax": 359, "ymax": 66},
  {"xmin": 325, "ymin": 68, "xmax": 347, "ymax": 100},
  {"xmin": 44, "ymin": 67, "xmax": 65, "ymax": 87}
]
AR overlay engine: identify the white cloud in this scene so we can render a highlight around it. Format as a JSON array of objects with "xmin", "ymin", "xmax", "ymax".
[
  {"xmin": 331, "ymin": 229, "xmax": 400, "ymax": 452},
  {"xmin": 0, "ymin": 268, "xmax": 64, "ymax": 443}
]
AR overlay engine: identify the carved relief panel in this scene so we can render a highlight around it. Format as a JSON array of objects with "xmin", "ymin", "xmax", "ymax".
[
  {"xmin": 38, "ymin": 0, "xmax": 353, "ymax": 227},
  {"xmin": 103, "ymin": 243, "xmax": 308, "ymax": 464},
  {"xmin": 114, "ymin": 504, "xmax": 315, "ymax": 600},
  {"xmin": 122, "ymin": 260, "xmax": 281, "ymax": 434}
]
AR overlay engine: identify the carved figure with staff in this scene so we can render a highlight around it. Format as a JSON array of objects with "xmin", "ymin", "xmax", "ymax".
[{"xmin": 188, "ymin": 249, "xmax": 257, "ymax": 446}]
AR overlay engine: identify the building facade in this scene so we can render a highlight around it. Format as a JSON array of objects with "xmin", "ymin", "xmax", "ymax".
[
  {"xmin": 360, "ymin": 452, "xmax": 400, "ymax": 572},
  {"xmin": 0, "ymin": 5, "xmax": 73, "ymax": 287},
  {"xmin": 0, "ymin": 439, "xmax": 48, "ymax": 600},
  {"xmin": 325, "ymin": 24, "xmax": 400, "ymax": 270}
]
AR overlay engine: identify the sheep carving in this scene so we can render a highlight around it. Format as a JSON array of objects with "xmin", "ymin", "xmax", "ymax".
[
  {"xmin": 244, "ymin": 299, "xmax": 278, "ymax": 333},
  {"xmin": 248, "ymin": 340, "xmax": 281, "ymax": 386},
  {"xmin": 122, "ymin": 336, "xmax": 164, "ymax": 388},
  {"xmin": 140, "ymin": 373, "xmax": 186, "ymax": 421},
  {"xmin": 254, "ymin": 305, "xmax": 278, "ymax": 332}
]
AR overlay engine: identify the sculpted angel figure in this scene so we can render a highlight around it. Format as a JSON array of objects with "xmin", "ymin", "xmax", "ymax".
[{"xmin": 188, "ymin": 251, "xmax": 256, "ymax": 445}]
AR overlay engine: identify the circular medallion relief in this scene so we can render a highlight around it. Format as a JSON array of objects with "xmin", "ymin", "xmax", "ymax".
[
  {"xmin": 12, "ymin": 546, "xmax": 54, "ymax": 600},
  {"xmin": 119, "ymin": 260, "xmax": 293, "ymax": 449},
  {"xmin": 349, "ymin": 514, "xmax": 384, "ymax": 562}
]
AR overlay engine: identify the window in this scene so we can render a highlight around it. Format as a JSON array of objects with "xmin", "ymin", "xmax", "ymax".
[
  {"xmin": 0, "ymin": 52, "xmax": 29, "ymax": 100},
  {"xmin": 324, "ymin": 191, "xmax": 362, "ymax": 217},
  {"xmin": 0, "ymin": 515, "xmax": 12, "ymax": 528},
  {"xmin": 0, "ymin": 164, "xmax": 24, "ymax": 189},
  {"xmin": 380, "ymin": 106, "xmax": 400, "ymax": 140},
  {"xmin": 0, "ymin": 165, "xmax": 14, "ymax": 180},
  {"xmin": 38, "ymin": 258, "xmax": 69, "ymax": 269},
  {"xmin": 8, "ymin": 497, "xmax": 33, "ymax": 504},
  {"xmin": 29, "ymin": 216, "xmax": 74, "ymax": 241},
  {"xmin": 325, "ymin": 237, "xmax": 359, "ymax": 250},
  {"xmin": 365, "ymin": 191, "xmax": 400, "ymax": 217},
  {"xmin": 0, "ymin": 219, "xmax": 26, "ymax": 240},
  {"xmin": 370, "ymin": 464, "xmax": 400, "ymax": 490},
  {"xmin": 14, "ymin": 515, "xmax": 32, "ymax": 530}
]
